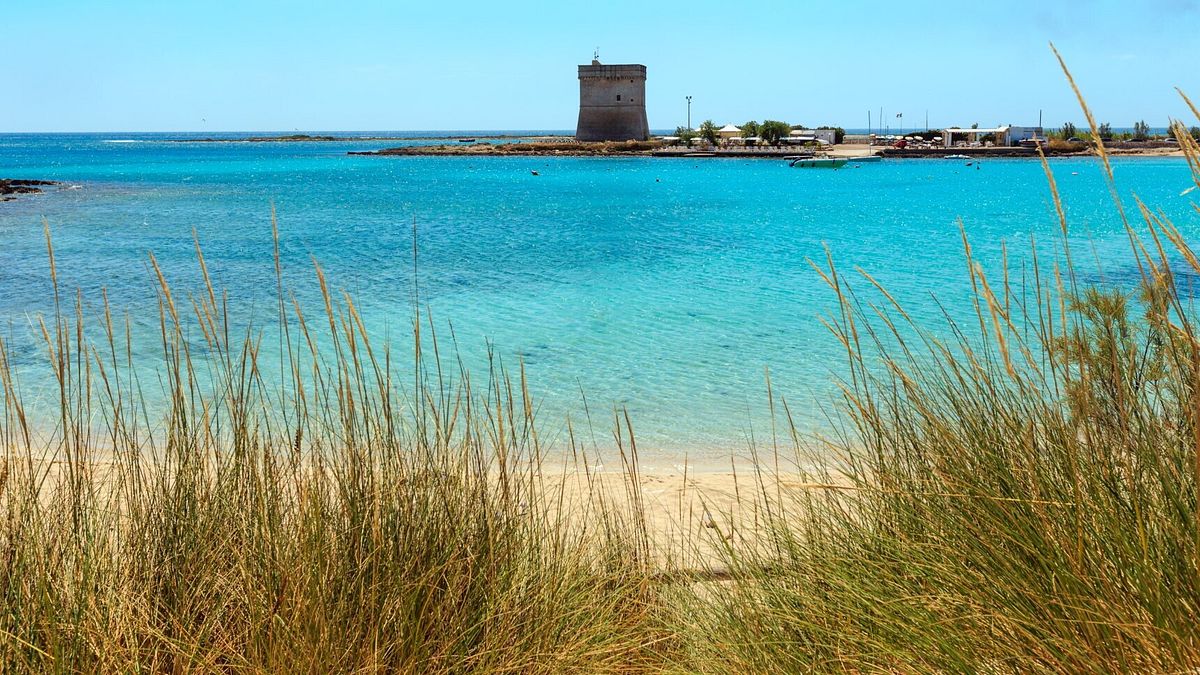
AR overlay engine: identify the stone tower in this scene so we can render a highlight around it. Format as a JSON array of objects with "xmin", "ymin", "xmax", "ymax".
[{"xmin": 575, "ymin": 60, "xmax": 649, "ymax": 142}]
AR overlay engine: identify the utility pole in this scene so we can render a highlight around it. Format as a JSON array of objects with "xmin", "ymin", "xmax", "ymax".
[{"xmin": 686, "ymin": 96, "xmax": 692, "ymax": 130}]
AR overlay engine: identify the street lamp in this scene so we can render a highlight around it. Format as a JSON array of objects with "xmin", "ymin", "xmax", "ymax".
[{"xmin": 686, "ymin": 96, "xmax": 692, "ymax": 130}]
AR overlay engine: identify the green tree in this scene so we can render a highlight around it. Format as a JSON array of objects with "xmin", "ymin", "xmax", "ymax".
[
  {"xmin": 674, "ymin": 126, "xmax": 698, "ymax": 147},
  {"xmin": 1191, "ymin": 126, "xmax": 1200, "ymax": 142},
  {"xmin": 1098, "ymin": 122, "xmax": 1113, "ymax": 140},
  {"xmin": 759, "ymin": 120, "xmax": 791, "ymax": 145},
  {"xmin": 698, "ymin": 120, "xmax": 720, "ymax": 146},
  {"xmin": 1133, "ymin": 120, "xmax": 1150, "ymax": 140},
  {"xmin": 740, "ymin": 121, "xmax": 760, "ymax": 138},
  {"xmin": 1060, "ymin": 122, "xmax": 1078, "ymax": 139}
]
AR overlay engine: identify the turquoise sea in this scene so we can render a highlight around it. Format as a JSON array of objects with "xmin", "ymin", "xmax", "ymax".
[{"xmin": 0, "ymin": 133, "xmax": 1196, "ymax": 462}]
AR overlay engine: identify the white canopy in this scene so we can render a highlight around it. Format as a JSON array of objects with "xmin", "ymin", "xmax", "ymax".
[
  {"xmin": 944, "ymin": 127, "xmax": 1009, "ymax": 134},
  {"xmin": 719, "ymin": 124, "xmax": 742, "ymax": 133}
]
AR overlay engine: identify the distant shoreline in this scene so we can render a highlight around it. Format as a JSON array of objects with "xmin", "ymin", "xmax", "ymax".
[
  {"xmin": 349, "ymin": 140, "xmax": 658, "ymax": 158},
  {"xmin": 349, "ymin": 141, "xmax": 1186, "ymax": 160},
  {"xmin": 165, "ymin": 134, "xmax": 575, "ymax": 143},
  {"xmin": 152, "ymin": 132, "xmax": 1187, "ymax": 160}
]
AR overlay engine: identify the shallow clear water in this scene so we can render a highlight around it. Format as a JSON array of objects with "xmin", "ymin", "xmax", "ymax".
[{"xmin": 1, "ymin": 133, "xmax": 1196, "ymax": 461}]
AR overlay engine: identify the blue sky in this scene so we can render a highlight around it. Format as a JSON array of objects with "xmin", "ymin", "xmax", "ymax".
[{"xmin": 4, "ymin": 0, "xmax": 1199, "ymax": 132}]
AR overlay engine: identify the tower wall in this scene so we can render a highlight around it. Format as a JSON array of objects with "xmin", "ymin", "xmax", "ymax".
[{"xmin": 575, "ymin": 63, "xmax": 649, "ymax": 142}]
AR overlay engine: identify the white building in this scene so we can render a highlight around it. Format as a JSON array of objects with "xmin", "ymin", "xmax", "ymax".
[
  {"xmin": 942, "ymin": 126, "xmax": 1044, "ymax": 147},
  {"xmin": 1006, "ymin": 126, "xmax": 1044, "ymax": 144},
  {"xmin": 787, "ymin": 128, "xmax": 837, "ymax": 145}
]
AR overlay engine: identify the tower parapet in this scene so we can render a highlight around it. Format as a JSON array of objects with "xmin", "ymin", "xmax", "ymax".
[{"xmin": 575, "ymin": 61, "xmax": 649, "ymax": 142}]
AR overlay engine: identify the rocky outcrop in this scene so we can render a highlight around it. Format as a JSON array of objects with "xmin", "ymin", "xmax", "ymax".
[{"xmin": 0, "ymin": 179, "xmax": 60, "ymax": 201}]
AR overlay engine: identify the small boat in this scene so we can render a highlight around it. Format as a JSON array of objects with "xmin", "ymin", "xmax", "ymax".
[
  {"xmin": 846, "ymin": 155, "xmax": 882, "ymax": 163},
  {"xmin": 458, "ymin": 138, "xmax": 476, "ymax": 143},
  {"xmin": 789, "ymin": 157, "xmax": 847, "ymax": 169},
  {"xmin": 944, "ymin": 154, "xmax": 971, "ymax": 160}
]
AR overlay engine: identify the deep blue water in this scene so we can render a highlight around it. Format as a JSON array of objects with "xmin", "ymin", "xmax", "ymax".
[{"xmin": 0, "ymin": 133, "xmax": 1196, "ymax": 462}]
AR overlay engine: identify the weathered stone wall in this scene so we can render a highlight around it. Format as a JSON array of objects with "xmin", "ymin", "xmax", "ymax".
[{"xmin": 575, "ymin": 63, "xmax": 649, "ymax": 142}]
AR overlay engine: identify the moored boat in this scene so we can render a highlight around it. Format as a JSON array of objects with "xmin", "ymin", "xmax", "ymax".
[
  {"xmin": 847, "ymin": 155, "xmax": 882, "ymax": 163},
  {"xmin": 789, "ymin": 157, "xmax": 848, "ymax": 169}
]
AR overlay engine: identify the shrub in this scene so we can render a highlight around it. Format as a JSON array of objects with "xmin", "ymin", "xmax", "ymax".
[{"xmin": 1047, "ymin": 138, "xmax": 1088, "ymax": 153}]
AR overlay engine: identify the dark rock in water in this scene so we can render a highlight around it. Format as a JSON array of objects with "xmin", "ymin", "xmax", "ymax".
[{"xmin": 0, "ymin": 179, "xmax": 61, "ymax": 200}]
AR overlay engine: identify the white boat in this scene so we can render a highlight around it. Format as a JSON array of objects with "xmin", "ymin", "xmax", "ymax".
[
  {"xmin": 944, "ymin": 154, "xmax": 971, "ymax": 160},
  {"xmin": 847, "ymin": 155, "xmax": 882, "ymax": 163},
  {"xmin": 789, "ymin": 157, "xmax": 847, "ymax": 169}
]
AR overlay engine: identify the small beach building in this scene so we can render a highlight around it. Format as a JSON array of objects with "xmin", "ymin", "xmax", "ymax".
[
  {"xmin": 941, "ymin": 126, "xmax": 1044, "ymax": 147},
  {"xmin": 787, "ymin": 128, "xmax": 837, "ymax": 145},
  {"xmin": 1006, "ymin": 126, "xmax": 1044, "ymax": 144},
  {"xmin": 942, "ymin": 127, "xmax": 1006, "ymax": 147},
  {"xmin": 718, "ymin": 124, "xmax": 743, "ymax": 140}
]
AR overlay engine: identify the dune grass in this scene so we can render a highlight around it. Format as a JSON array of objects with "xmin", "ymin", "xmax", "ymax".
[
  {"xmin": 672, "ymin": 72, "xmax": 1200, "ymax": 672},
  {"xmin": 0, "ymin": 221, "xmax": 675, "ymax": 672},
  {"xmin": 3, "ymin": 63, "xmax": 1200, "ymax": 672}
]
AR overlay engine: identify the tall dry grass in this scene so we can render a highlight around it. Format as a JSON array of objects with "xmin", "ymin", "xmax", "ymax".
[
  {"xmin": 0, "ymin": 219, "xmax": 673, "ymax": 672},
  {"xmin": 674, "ymin": 61, "xmax": 1200, "ymax": 673}
]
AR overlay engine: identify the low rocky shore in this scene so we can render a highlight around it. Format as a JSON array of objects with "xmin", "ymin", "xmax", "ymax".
[
  {"xmin": 0, "ymin": 179, "xmax": 59, "ymax": 202},
  {"xmin": 351, "ymin": 140, "xmax": 660, "ymax": 157},
  {"xmin": 171, "ymin": 134, "xmax": 575, "ymax": 144},
  {"xmin": 173, "ymin": 134, "xmax": 381, "ymax": 143},
  {"xmin": 353, "ymin": 140, "xmax": 1185, "ymax": 160}
]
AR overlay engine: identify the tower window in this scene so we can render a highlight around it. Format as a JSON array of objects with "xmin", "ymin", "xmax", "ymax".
[{"xmin": 616, "ymin": 94, "xmax": 621, "ymax": 101}]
